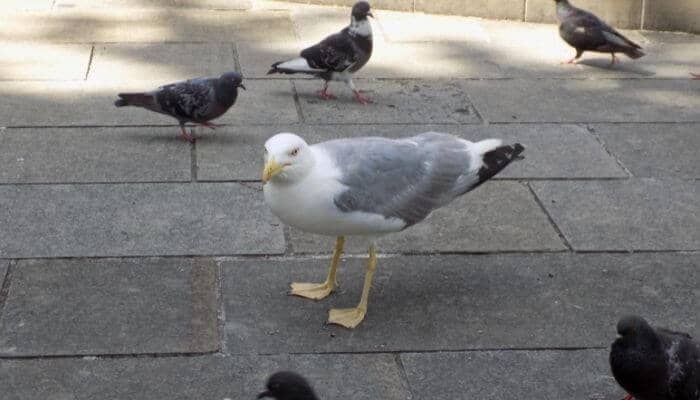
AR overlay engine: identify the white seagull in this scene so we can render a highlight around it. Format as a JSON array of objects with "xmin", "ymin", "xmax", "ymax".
[{"xmin": 262, "ymin": 132, "xmax": 525, "ymax": 328}]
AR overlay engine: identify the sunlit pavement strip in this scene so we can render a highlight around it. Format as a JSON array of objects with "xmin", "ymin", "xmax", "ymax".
[{"xmin": 0, "ymin": 1, "xmax": 698, "ymax": 399}]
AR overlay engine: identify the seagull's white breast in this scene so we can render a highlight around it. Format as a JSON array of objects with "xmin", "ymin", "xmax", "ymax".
[{"xmin": 263, "ymin": 147, "xmax": 406, "ymax": 236}]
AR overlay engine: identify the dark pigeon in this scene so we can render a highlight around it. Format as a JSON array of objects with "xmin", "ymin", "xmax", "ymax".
[
  {"xmin": 610, "ymin": 315, "xmax": 700, "ymax": 400},
  {"xmin": 114, "ymin": 71, "xmax": 245, "ymax": 143},
  {"xmin": 257, "ymin": 371, "xmax": 319, "ymax": 400},
  {"xmin": 554, "ymin": 0, "xmax": 645, "ymax": 66},
  {"xmin": 267, "ymin": 1, "xmax": 374, "ymax": 104}
]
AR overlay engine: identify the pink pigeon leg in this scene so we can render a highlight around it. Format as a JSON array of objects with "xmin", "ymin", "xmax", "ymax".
[
  {"xmin": 609, "ymin": 53, "xmax": 618, "ymax": 67},
  {"xmin": 316, "ymin": 82, "xmax": 337, "ymax": 100},
  {"xmin": 353, "ymin": 90, "xmax": 373, "ymax": 105},
  {"xmin": 180, "ymin": 126, "xmax": 196, "ymax": 143},
  {"xmin": 623, "ymin": 395, "xmax": 634, "ymax": 400},
  {"xmin": 199, "ymin": 121, "xmax": 219, "ymax": 130}
]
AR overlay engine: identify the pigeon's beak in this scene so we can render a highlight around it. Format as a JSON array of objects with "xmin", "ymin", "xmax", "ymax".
[
  {"xmin": 256, "ymin": 390, "xmax": 272, "ymax": 399},
  {"xmin": 262, "ymin": 158, "xmax": 284, "ymax": 183},
  {"xmin": 239, "ymin": 83, "xmax": 247, "ymax": 90}
]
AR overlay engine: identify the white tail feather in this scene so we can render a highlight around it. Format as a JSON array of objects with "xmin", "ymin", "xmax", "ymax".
[{"xmin": 276, "ymin": 57, "xmax": 322, "ymax": 73}]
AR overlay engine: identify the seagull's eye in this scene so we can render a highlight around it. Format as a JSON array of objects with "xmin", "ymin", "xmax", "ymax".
[{"xmin": 289, "ymin": 148, "xmax": 299, "ymax": 157}]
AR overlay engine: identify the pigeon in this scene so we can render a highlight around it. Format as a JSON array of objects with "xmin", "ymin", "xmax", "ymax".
[
  {"xmin": 610, "ymin": 315, "xmax": 700, "ymax": 400},
  {"xmin": 554, "ymin": 0, "xmax": 645, "ymax": 66},
  {"xmin": 261, "ymin": 132, "xmax": 524, "ymax": 328},
  {"xmin": 691, "ymin": 73, "xmax": 700, "ymax": 80},
  {"xmin": 257, "ymin": 371, "xmax": 319, "ymax": 400},
  {"xmin": 267, "ymin": 1, "xmax": 374, "ymax": 105},
  {"xmin": 114, "ymin": 71, "xmax": 245, "ymax": 143}
]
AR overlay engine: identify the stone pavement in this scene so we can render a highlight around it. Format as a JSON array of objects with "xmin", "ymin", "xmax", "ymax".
[{"xmin": 0, "ymin": 1, "xmax": 698, "ymax": 399}]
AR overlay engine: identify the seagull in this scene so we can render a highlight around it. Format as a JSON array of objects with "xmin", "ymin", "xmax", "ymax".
[
  {"xmin": 610, "ymin": 315, "xmax": 700, "ymax": 400},
  {"xmin": 114, "ymin": 71, "xmax": 245, "ymax": 143},
  {"xmin": 257, "ymin": 371, "xmax": 319, "ymax": 400},
  {"xmin": 267, "ymin": 1, "xmax": 374, "ymax": 105},
  {"xmin": 554, "ymin": 0, "xmax": 645, "ymax": 66},
  {"xmin": 691, "ymin": 73, "xmax": 700, "ymax": 80},
  {"xmin": 262, "ymin": 132, "xmax": 524, "ymax": 328}
]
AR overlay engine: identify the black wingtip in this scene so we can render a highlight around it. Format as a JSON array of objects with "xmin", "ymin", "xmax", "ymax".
[{"xmin": 114, "ymin": 98, "xmax": 128, "ymax": 107}]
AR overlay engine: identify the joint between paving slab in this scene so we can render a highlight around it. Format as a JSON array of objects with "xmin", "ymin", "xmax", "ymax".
[
  {"xmin": 394, "ymin": 353, "xmax": 416, "ymax": 399},
  {"xmin": 290, "ymin": 80, "xmax": 306, "ymax": 123},
  {"xmin": 584, "ymin": 125, "xmax": 634, "ymax": 178},
  {"xmin": 0, "ymin": 260, "xmax": 14, "ymax": 317},
  {"xmin": 525, "ymin": 182, "xmax": 574, "ymax": 251},
  {"xmin": 0, "ymin": 350, "xmax": 221, "ymax": 361},
  {"xmin": 231, "ymin": 42, "xmax": 242, "ymax": 74},
  {"xmin": 259, "ymin": 345, "xmax": 610, "ymax": 357},
  {"xmin": 214, "ymin": 258, "xmax": 228, "ymax": 354},
  {"xmin": 84, "ymin": 45, "xmax": 95, "ymax": 81},
  {"xmin": 191, "ymin": 141, "xmax": 199, "ymax": 182}
]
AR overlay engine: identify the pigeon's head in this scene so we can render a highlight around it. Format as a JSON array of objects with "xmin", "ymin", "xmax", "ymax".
[
  {"xmin": 262, "ymin": 133, "xmax": 314, "ymax": 184},
  {"xmin": 616, "ymin": 315, "xmax": 655, "ymax": 338},
  {"xmin": 351, "ymin": 1, "xmax": 373, "ymax": 20},
  {"xmin": 219, "ymin": 71, "xmax": 246, "ymax": 91},
  {"xmin": 257, "ymin": 371, "xmax": 318, "ymax": 400}
]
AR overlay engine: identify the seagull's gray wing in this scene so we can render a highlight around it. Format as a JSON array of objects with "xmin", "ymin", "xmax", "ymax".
[{"xmin": 319, "ymin": 132, "xmax": 479, "ymax": 228}]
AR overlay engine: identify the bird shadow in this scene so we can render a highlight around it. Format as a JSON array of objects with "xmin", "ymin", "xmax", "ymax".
[{"xmin": 576, "ymin": 59, "xmax": 656, "ymax": 76}]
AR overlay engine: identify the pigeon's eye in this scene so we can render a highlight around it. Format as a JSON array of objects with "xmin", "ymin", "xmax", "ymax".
[{"xmin": 289, "ymin": 148, "xmax": 299, "ymax": 157}]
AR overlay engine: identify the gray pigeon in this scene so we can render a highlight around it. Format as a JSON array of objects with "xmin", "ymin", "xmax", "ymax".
[
  {"xmin": 114, "ymin": 71, "xmax": 245, "ymax": 142},
  {"xmin": 610, "ymin": 315, "xmax": 700, "ymax": 400},
  {"xmin": 257, "ymin": 371, "xmax": 318, "ymax": 400},
  {"xmin": 267, "ymin": 1, "xmax": 374, "ymax": 104},
  {"xmin": 554, "ymin": 0, "xmax": 644, "ymax": 66}
]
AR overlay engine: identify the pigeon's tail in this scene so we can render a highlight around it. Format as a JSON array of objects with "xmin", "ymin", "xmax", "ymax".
[
  {"xmin": 470, "ymin": 140, "xmax": 525, "ymax": 189},
  {"xmin": 115, "ymin": 92, "xmax": 154, "ymax": 108},
  {"xmin": 625, "ymin": 47, "xmax": 645, "ymax": 59},
  {"xmin": 267, "ymin": 57, "xmax": 321, "ymax": 75}
]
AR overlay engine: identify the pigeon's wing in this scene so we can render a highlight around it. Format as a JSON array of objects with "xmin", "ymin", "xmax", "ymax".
[
  {"xmin": 562, "ymin": 9, "xmax": 640, "ymax": 51},
  {"xmin": 154, "ymin": 77, "xmax": 217, "ymax": 123},
  {"xmin": 300, "ymin": 28, "xmax": 358, "ymax": 73},
  {"xmin": 657, "ymin": 328, "xmax": 694, "ymax": 341}
]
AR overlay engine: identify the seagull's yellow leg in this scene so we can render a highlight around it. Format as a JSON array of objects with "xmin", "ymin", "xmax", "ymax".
[
  {"xmin": 290, "ymin": 236, "xmax": 345, "ymax": 300},
  {"xmin": 327, "ymin": 243, "xmax": 377, "ymax": 329}
]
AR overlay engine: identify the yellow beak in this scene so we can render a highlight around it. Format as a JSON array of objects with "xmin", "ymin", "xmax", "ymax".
[{"xmin": 262, "ymin": 158, "xmax": 284, "ymax": 183}]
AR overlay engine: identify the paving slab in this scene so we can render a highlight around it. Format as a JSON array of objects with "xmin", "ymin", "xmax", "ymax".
[
  {"xmin": 465, "ymin": 79, "xmax": 700, "ymax": 123},
  {"xmin": 0, "ymin": 79, "xmax": 297, "ymax": 126},
  {"xmin": 415, "ymin": 0, "xmax": 524, "ymax": 20},
  {"xmin": 375, "ymin": 10, "xmax": 491, "ymax": 43},
  {"xmin": 0, "ymin": 183, "xmax": 284, "ymax": 258},
  {"xmin": 0, "ymin": 257, "xmax": 219, "ymax": 356},
  {"xmin": 0, "ymin": 353, "xmax": 409, "ymax": 400},
  {"xmin": 0, "ymin": 0, "xmax": 52, "ymax": 11},
  {"xmin": 290, "ymin": 5, "xmax": 387, "ymax": 46},
  {"xmin": 0, "ymin": 127, "xmax": 191, "ymax": 184},
  {"xmin": 88, "ymin": 43, "xmax": 237, "ymax": 83},
  {"xmin": 290, "ymin": 181, "xmax": 566, "ymax": 253},
  {"xmin": 590, "ymin": 123, "xmax": 700, "ymax": 178},
  {"xmin": 196, "ymin": 124, "xmax": 626, "ymax": 181},
  {"xmin": 222, "ymin": 253, "xmax": 698, "ymax": 353},
  {"xmin": 639, "ymin": 32, "xmax": 700, "ymax": 79},
  {"xmin": 402, "ymin": 349, "xmax": 622, "ymax": 400},
  {"xmin": 0, "ymin": 261, "xmax": 8, "ymax": 288},
  {"xmin": 236, "ymin": 40, "xmax": 303, "ymax": 79},
  {"xmin": 295, "ymin": 79, "xmax": 482, "ymax": 124},
  {"xmin": 531, "ymin": 179, "xmax": 700, "ymax": 251},
  {"xmin": 0, "ymin": 9, "xmax": 295, "ymax": 43},
  {"xmin": 53, "ymin": 0, "xmax": 253, "ymax": 10},
  {"xmin": 0, "ymin": 43, "xmax": 91, "ymax": 81}
]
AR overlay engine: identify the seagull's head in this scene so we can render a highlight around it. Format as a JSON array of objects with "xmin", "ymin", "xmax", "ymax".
[
  {"xmin": 219, "ymin": 71, "xmax": 246, "ymax": 91},
  {"xmin": 262, "ymin": 133, "xmax": 314, "ymax": 184},
  {"xmin": 257, "ymin": 371, "xmax": 318, "ymax": 400},
  {"xmin": 351, "ymin": 1, "xmax": 373, "ymax": 20}
]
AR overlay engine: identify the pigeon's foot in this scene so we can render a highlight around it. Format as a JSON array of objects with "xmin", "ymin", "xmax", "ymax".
[
  {"xmin": 609, "ymin": 54, "xmax": 618, "ymax": 67},
  {"xmin": 290, "ymin": 236, "xmax": 344, "ymax": 301},
  {"xmin": 691, "ymin": 73, "xmax": 700, "ymax": 80},
  {"xmin": 290, "ymin": 281, "xmax": 335, "ymax": 300},
  {"xmin": 180, "ymin": 126, "xmax": 196, "ymax": 143},
  {"xmin": 622, "ymin": 395, "xmax": 634, "ymax": 400},
  {"xmin": 200, "ymin": 121, "xmax": 219, "ymax": 130},
  {"xmin": 560, "ymin": 57, "xmax": 579, "ymax": 65},
  {"xmin": 316, "ymin": 89, "xmax": 337, "ymax": 100},
  {"xmin": 353, "ymin": 90, "xmax": 373, "ymax": 105},
  {"xmin": 327, "ymin": 306, "xmax": 366, "ymax": 329}
]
